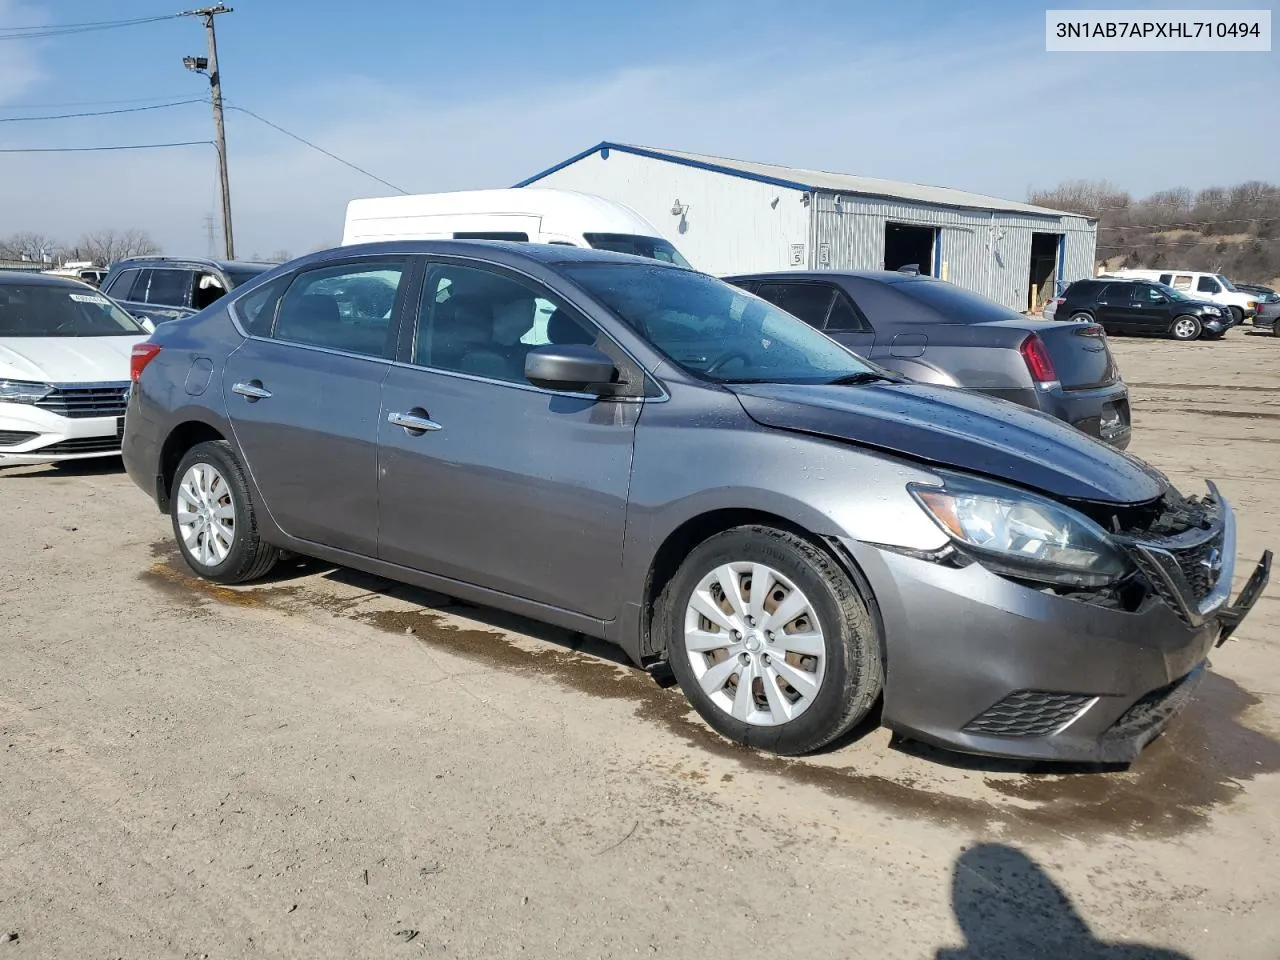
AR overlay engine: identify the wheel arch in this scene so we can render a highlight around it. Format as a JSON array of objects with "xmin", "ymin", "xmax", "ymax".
[
  {"xmin": 156, "ymin": 420, "xmax": 228, "ymax": 511},
  {"xmin": 639, "ymin": 508, "xmax": 886, "ymax": 668}
]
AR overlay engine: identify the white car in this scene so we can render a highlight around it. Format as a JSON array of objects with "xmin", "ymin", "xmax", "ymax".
[{"xmin": 0, "ymin": 273, "xmax": 151, "ymax": 467}]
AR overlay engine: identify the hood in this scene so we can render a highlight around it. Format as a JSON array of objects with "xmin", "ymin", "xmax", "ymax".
[
  {"xmin": 0, "ymin": 335, "xmax": 145, "ymax": 384},
  {"xmin": 728, "ymin": 381, "xmax": 1168, "ymax": 505}
]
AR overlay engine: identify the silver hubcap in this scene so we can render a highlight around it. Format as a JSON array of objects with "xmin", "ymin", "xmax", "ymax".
[
  {"xmin": 176, "ymin": 463, "xmax": 235, "ymax": 568},
  {"xmin": 1175, "ymin": 318, "xmax": 1197, "ymax": 339},
  {"xmin": 683, "ymin": 562, "xmax": 827, "ymax": 726}
]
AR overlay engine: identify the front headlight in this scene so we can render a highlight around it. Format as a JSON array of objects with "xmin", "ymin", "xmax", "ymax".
[
  {"xmin": 909, "ymin": 478, "xmax": 1130, "ymax": 588},
  {"xmin": 0, "ymin": 379, "xmax": 52, "ymax": 404},
  {"xmin": 1204, "ymin": 307, "xmax": 1222, "ymax": 316}
]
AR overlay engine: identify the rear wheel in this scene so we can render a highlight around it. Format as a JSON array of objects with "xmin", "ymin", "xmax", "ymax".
[
  {"xmin": 1171, "ymin": 315, "xmax": 1202, "ymax": 341},
  {"xmin": 170, "ymin": 440, "xmax": 279, "ymax": 584},
  {"xmin": 1067, "ymin": 311, "xmax": 1094, "ymax": 324},
  {"xmin": 659, "ymin": 525, "xmax": 883, "ymax": 756}
]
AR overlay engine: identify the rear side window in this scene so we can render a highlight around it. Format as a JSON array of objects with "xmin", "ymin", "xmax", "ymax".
[
  {"xmin": 1159, "ymin": 273, "xmax": 1173, "ymax": 285},
  {"xmin": 1098, "ymin": 284, "xmax": 1134, "ymax": 303},
  {"xmin": 891, "ymin": 278, "xmax": 1023, "ymax": 323},
  {"xmin": 1170, "ymin": 274, "xmax": 1193, "ymax": 291},
  {"xmin": 1066, "ymin": 280, "xmax": 1102, "ymax": 300},
  {"xmin": 273, "ymin": 259, "xmax": 406, "ymax": 358},
  {"xmin": 135, "ymin": 268, "xmax": 195, "ymax": 307},
  {"xmin": 755, "ymin": 283, "xmax": 833, "ymax": 329},
  {"xmin": 105, "ymin": 268, "xmax": 141, "ymax": 299},
  {"xmin": 825, "ymin": 292, "xmax": 869, "ymax": 331},
  {"xmin": 1197, "ymin": 276, "xmax": 1221, "ymax": 294}
]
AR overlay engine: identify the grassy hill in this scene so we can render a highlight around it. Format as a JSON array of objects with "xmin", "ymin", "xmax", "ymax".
[{"xmin": 1029, "ymin": 180, "xmax": 1280, "ymax": 288}]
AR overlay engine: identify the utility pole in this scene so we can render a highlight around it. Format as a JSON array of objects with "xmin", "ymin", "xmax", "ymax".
[{"xmin": 183, "ymin": 5, "xmax": 235, "ymax": 260}]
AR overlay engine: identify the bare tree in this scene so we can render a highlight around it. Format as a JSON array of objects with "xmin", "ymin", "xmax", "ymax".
[
  {"xmin": 1029, "ymin": 179, "xmax": 1130, "ymax": 218},
  {"xmin": 267, "ymin": 249, "xmax": 292, "ymax": 263},
  {"xmin": 1, "ymin": 231, "xmax": 62, "ymax": 263},
  {"xmin": 75, "ymin": 228, "xmax": 161, "ymax": 267}
]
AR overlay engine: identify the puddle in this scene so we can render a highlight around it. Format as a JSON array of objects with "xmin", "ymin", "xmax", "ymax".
[{"xmin": 139, "ymin": 547, "xmax": 1280, "ymax": 839}]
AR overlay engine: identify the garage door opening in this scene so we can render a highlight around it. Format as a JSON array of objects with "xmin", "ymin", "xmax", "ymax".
[
  {"xmin": 884, "ymin": 223, "xmax": 936, "ymax": 275},
  {"xmin": 1028, "ymin": 232, "xmax": 1061, "ymax": 312}
]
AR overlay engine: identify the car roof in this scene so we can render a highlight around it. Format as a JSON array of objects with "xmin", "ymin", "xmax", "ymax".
[
  {"xmin": 0, "ymin": 271, "xmax": 93, "ymax": 288},
  {"xmin": 724, "ymin": 269, "xmax": 935, "ymax": 285},
  {"xmin": 294, "ymin": 239, "xmax": 675, "ymax": 271}
]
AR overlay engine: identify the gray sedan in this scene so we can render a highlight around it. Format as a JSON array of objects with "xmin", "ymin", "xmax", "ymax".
[
  {"xmin": 122, "ymin": 242, "xmax": 1269, "ymax": 761},
  {"xmin": 727, "ymin": 270, "xmax": 1131, "ymax": 448}
]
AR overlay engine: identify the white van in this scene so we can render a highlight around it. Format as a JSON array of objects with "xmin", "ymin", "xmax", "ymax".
[
  {"xmin": 341, "ymin": 187, "xmax": 691, "ymax": 266},
  {"xmin": 1106, "ymin": 268, "xmax": 1259, "ymax": 323}
]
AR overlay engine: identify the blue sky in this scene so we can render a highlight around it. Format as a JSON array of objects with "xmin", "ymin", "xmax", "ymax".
[{"xmin": 1, "ymin": 0, "xmax": 1276, "ymax": 257}]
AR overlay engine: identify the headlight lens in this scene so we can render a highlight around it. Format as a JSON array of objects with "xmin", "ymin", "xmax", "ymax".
[
  {"xmin": 0, "ymin": 379, "xmax": 52, "ymax": 403},
  {"xmin": 1204, "ymin": 307, "xmax": 1222, "ymax": 316},
  {"xmin": 909, "ymin": 480, "xmax": 1130, "ymax": 587}
]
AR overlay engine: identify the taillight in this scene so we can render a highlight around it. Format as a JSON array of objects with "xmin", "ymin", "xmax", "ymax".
[
  {"xmin": 1019, "ymin": 334, "xmax": 1058, "ymax": 385},
  {"xmin": 130, "ymin": 343, "xmax": 162, "ymax": 382}
]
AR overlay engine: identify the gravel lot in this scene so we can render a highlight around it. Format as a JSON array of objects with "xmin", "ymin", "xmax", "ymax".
[{"xmin": 3, "ymin": 331, "xmax": 1279, "ymax": 959}]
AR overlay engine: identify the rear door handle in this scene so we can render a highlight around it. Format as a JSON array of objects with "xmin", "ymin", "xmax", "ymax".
[
  {"xmin": 388, "ymin": 410, "xmax": 442, "ymax": 434},
  {"xmin": 232, "ymin": 381, "xmax": 272, "ymax": 401}
]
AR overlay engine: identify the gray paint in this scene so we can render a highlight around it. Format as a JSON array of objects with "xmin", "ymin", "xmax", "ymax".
[{"xmin": 122, "ymin": 240, "xmax": 1260, "ymax": 764}]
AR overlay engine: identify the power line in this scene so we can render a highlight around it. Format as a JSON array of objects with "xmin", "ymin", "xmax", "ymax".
[
  {"xmin": 1098, "ymin": 215, "xmax": 1280, "ymax": 231},
  {"xmin": 0, "ymin": 140, "xmax": 211, "ymax": 153},
  {"xmin": 1096, "ymin": 237, "xmax": 1280, "ymax": 248},
  {"xmin": 226, "ymin": 104, "xmax": 409, "ymax": 194},
  {"xmin": 0, "ymin": 14, "xmax": 183, "ymax": 40},
  {"xmin": 0, "ymin": 99, "xmax": 205, "ymax": 122},
  {"xmin": 0, "ymin": 92, "xmax": 200, "ymax": 108}
]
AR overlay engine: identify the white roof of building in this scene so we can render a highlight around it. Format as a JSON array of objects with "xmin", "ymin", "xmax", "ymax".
[{"xmin": 518, "ymin": 142, "xmax": 1083, "ymax": 220}]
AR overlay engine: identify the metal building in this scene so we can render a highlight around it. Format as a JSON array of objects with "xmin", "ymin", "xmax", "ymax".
[{"xmin": 516, "ymin": 142, "xmax": 1097, "ymax": 313}]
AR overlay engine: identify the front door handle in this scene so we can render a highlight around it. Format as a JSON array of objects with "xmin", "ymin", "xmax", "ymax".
[
  {"xmin": 232, "ymin": 381, "xmax": 272, "ymax": 401},
  {"xmin": 388, "ymin": 410, "xmax": 442, "ymax": 435}
]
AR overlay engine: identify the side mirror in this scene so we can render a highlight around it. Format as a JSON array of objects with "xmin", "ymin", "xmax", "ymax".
[{"xmin": 524, "ymin": 344, "xmax": 617, "ymax": 392}]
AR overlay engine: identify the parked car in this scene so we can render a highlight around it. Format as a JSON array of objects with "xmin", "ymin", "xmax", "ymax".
[
  {"xmin": 100, "ymin": 256, "xmax": 275, "ymax": 326},
  {"xmin": 1107, "ymin": 269, "xmax": 1258, "ymax": 324},
  {"xmin": 123, "ymin": 240, "xmax": 1270, "ymax": 762},
  {"xmin": 1057, "ymin": 278, "xmax": 1229, "ymax": 342},
  {"xmin": 42, "ymin": 265, "xmax": 107, "ymax": 287},
  {"xmin": 727, "ymin": 270, "xmax": 1131, "ymax": 448},
  {"xmin": 1254, "ymin": 297, "xmax": 1280, "ymax": 334},
  {"xmin": 0, "ymin": 272, "xmax": 150, "ymax": 466},
  {"xmin": 342, "ymin": 187, "xmax": 692, "ymax": 265}
]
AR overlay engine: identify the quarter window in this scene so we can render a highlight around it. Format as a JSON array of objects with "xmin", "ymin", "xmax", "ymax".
[
  {"xmin": 412, "ymin": 264, "xmax": 599, "ymax": 384},
  {"xmin": 273, "ymin": 260, "xmax": 405, "ymax": 358}
]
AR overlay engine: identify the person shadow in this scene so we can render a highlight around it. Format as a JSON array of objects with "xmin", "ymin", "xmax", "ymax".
[{"xmin": 937, "ymin": 844, "xmax": 1193, "ymax": 960}]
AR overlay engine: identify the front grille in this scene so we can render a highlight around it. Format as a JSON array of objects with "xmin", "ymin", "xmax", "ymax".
[
  {"xmin": 1172, "ymin": 533, "xmax": 1225, "ymax": 602},
  {"xmin": 963, "ymin": 690, "xmax": 1094, "ymax": 738},
  {"xmin": 39, "ymin": 435, "xmax": 122, "ymax": 455},
  {"xmin": 33, "ymin": 383, "xmax": 129, "ymax": 419},
  {"xmin": 0, "ymin": 430, "xmax": 38, "ymax": 447}
]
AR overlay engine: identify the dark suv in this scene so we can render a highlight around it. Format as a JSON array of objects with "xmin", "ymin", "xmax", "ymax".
[
  {"xmin": 1056, "ymin": 278, "xmax": 1228, "ymax": 342},
  {"xmin": 100, "ymin": 256, "xmax": 276, "ymax": 325}
]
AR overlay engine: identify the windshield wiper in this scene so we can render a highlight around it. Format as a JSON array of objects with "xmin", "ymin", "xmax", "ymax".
[{"xmin": 824, "ymin": 371, "xmax": 904, "ymax": 386}]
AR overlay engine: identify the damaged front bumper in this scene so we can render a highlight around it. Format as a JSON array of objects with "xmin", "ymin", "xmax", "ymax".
[{"xmin": 850, "ymin": 485, "xmax": 1272, "ymax": 764}]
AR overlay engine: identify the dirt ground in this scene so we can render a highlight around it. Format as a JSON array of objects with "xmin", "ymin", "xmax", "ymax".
[{"xmin": 3, "ymin": 331, "xmax": 1279, "ymax": 959}]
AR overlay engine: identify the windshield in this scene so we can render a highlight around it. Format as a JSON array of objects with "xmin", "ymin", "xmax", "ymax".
[
  {"xmin": 1216, "ymin": 274, "xmax": 1238, "ymax": 292},
  {"xmin": 581, "ymin": 233, "xmax": 691, "ymax": 267},
  {"xmin": 0, "ymin": 284, "xmax": 146, "ymax": 337},
  {"xmin": 891, "ymin": 277, "xmax": 1024, "ymax": 323},
  {"xmin": 225, "ymin": 267, "xmax": 271, "ymax": 288},
  {"xmin": 564, "ymin": 263, "xmax": 875, "ymax": 384}
]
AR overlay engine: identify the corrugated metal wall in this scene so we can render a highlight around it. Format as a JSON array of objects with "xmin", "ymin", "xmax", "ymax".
[
  {"xmin": 529, "ymin": 150, "xmax": 810, "ymax": 276},
  {"xmin": 810, "ymin": 193, "xmax": 1096, "ymax": 311}
]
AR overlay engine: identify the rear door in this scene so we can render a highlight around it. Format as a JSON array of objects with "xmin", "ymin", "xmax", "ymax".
[
  {"xmin": 222, "ymin": 255, "xmax": 413, "ymax": 556},
  {"xmin": 1094, "ymin": 283, "xmax": 1138, "ymax": 332}
]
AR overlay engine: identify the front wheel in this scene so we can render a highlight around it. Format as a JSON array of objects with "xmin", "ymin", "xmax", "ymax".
[
  {"xmin": 171, "ymin": 440, "xmax": 279, "ymax": 584},
  {"xmin": 1229, "ymin": 306, "xmax": 1244, "ymax": 325},
  {"xmin": 659, "ymin": 525, "xmax": 883, "ymax": 756},
  {"xmin": 1171, "ymin": 315, "xmax": 1202, "ymax": 341}
]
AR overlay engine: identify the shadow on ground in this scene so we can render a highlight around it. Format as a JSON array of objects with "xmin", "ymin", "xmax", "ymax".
[{"xmin": 936, "ymin": 844, "xmax": 1192, "ymax": 959}]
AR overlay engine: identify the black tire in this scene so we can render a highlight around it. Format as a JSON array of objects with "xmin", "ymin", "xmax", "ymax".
[
  {"xmin": 170, "ymin": 440, "xmax": 279, "ymax": 584},
  {"xmin": 1273, "ymin": 320, "xmax": 1280, "ymax": 338},
  {"xmin": 1229, "ymin": 306, "xmax": 1244, "ymax": 326},
  {"xmin": 658, "ymin": 525, "xmax": 883, "ymax": 756},
  {"xmin": 1170, "ymin": 315, "xmax": 1202, "ymax": 341}
]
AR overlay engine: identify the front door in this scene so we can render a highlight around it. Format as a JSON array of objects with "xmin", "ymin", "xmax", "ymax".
[
  {"xmin": 377, "ymin": 259, "xmax": 639, "ymax": 619},
  {"xmin": 222, "ymin": 255, "xmax": 411, "ymax": 556},
  {"xmin": 1128, "ymin": 282, "xmax": 1174, "ymax": 334}
]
